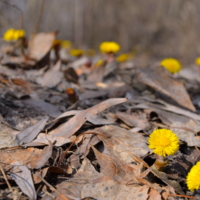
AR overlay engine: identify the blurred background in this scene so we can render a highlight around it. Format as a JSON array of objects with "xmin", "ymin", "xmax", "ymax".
[{"xmin": 0, "ymin": 0, "xmax": 200, "ymax": 61}]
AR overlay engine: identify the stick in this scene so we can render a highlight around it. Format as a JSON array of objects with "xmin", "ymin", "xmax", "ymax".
[{"xmin": 0, "ymin": 164, "xmax": 14, "ymax": 194}]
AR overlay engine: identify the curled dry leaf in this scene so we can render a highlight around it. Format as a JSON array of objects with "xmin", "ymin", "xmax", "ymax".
[
  {"xmin": 135, "ymin": 66, "xmax": 196, "ymax": 111},
  {"xmin": 49, "ymin": 98, "xmax": 127, "ymax": 138},
  {"xmin": 11, "ymin": 162, "xmax": 37, "ymax": 200}
]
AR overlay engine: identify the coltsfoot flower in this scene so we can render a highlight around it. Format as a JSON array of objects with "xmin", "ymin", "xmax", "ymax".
[
  {"xmin": 160, "ymin": 58, "xmax": 182, "ymax": 74},
  {"xmin": 61, "ymin": 40, "xmax": 72, "ymax": 49},
  {"xmin": 70, "ymin": 49, "xmax": 84, "ymax": 57},
  {"xmin": 148, "ymin": 129, "xmax": 179, "ymax": 157},
  {"xmin": 186, "ymin": 161, "xmax": 200, "ymax": 191},
  {"xmin": 3, "ymin": 29, "xmax": 25, "ymax": 41},
  {"xmin": 116, "ymin": 53, "xmax": 129, "ymax": 62},
  {"xmin": 100, "ymin": 42, "xmax": 120, "ymax": 54},
  {"xmin": 195, "ymin": 57, "xmax": 200, "ymax": 66},
  {"xmin": 95, "ymin": 59, "xmax": 104, "ymax": 67}
]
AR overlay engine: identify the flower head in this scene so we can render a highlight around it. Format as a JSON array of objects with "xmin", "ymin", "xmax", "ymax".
[
  {"xmin": 195, "ymin": 57, "xmax": 200, "ymax": 66},
  {"xmin": 160, "ymin": 58, "xmax": 182, "ymax": 74},
  {"xmin": 148, "ymin": 129, "xmax": 179, "ymax": 157},
  {"xmin": 95, "ymin": 59, "xmax": 104, "ymax": 67},
  {"xmin": 61, "ymin": 40, "xmax": 72, "ymax": 49},
  {"xmin": 186, "ymin": 161, "xmax": 200, "ymax": 191},
  {"xmin": 116, "ymin": 53, "xmax": 129, "ymax": 62},
  {"xmin": 3, "ymin": 29, "xmax": 25, "ymax": 41},
  {"xmin": 100, "ymin": 42, "xmax": 120, "ymax": 54},
  {"xmin": 70, "ymin": 49, "xmax": 84, "ymax": 57}
]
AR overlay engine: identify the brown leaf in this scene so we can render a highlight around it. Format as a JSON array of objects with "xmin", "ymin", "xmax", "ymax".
[
  {"xmin": 33, "ymin": 167, "xmax": 49, "ymax": 184},
  {"xmin": 32, "ymin": 142, "xmax": 53, "ymax": 169},
  {"xmin": 92, "ymin": 146, "xmax": 139, "ymax": 184},
  {"xmin": 136, "ymin": 66, "xmax": 196, "ymax": 111},
  {"xmin": 151, "ymin": 168, "xmax": 184, "ymax": 195},
  {"xmin": 148, "ymin": 188, "xmax": 162, "ymax": 200},
  {"xmin": 116, "ymin": 111, "xmax": 151, "ymax": 129},
  {"xmin": 28, "ymin": 32, "xmax": 56, "ymax": 61},
  {"xmin": 51, "ymin": 158, "xmax": 150, "ymax": 200},
  {"xmin": 11, "ymin": 162, "xmax": 37, "ymax": 200},
  {"xmin": 95, "ymin": 125, "xmax": 149, "ymax": 160},
  {"xmin": 0, "ymin": 147, "xmax": 49, "ymax": 171},
  {"xmin": 49, "ymin": 98, "xmax": 127, "ymax": 137},
  {"xmin": 0, "ymin": 123, "xmax": 19, "ymax": 149},
  {"xmin": 17, "ymin": 117, "xmax": 49, "ymax": 145},
  {"xmin": 37, "ymin": 60, "xmax": 63, "ymax": 88}
]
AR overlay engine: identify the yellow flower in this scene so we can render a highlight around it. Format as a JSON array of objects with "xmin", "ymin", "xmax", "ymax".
[
  {"xmin": 186, "ymin": 161, "xmax": 200, "ymax": 191},
  {"xmin": 3, "ymin": 29, "xmax": 15, "ymax": 41},
  {"xmin": 61, "ymin": 40, "xmax": 72, "ymax": 49},
  {"xmin": 195, "ymin": 57, "xmax": 200, "ymax": 66},
  {"xmin": 100, "ymin": 41, "xmax": 120, "ymax": 54},
  {"xmin": 70, "ymin": 49, "xmax": 84, "ymax": 57},
  {"xmin": 116, "ymin": 53, "xmax": 129, "ymax": 62},
  {"xmin": 148, "ymin": 129, "xmax": 179, "ymax": 157},
  {"xmin": 95, "ymin": 59, "xmax": 104, "ymax": 67},
  {"xmin": 160, "ymin": 58, "xmax": 182, "ymax": 74},
  {"xmin": 3, "ymin": 29, "xmax": 25, "ymax": 41}
]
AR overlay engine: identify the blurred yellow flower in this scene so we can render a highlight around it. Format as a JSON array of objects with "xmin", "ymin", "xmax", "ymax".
[
  {"xmin": 100, "ymin": 41, "xmax": 120, "ymax": 54},
  {"xmin": 61, "ymin": 40, "xmax": 72, "ymax": 49},
  {"xmin": 3, "ymin": 29, "xmax": 25, "ymax": 41},
  {"xmin": 195, "ymin": 57, "xmax": 200, "ymax": 66},
  {"xmin": 186, "ymin": 161, "xmax": 200, "ymax": 191},
  {"xmin": 160, "ymin": 58, "xmax": 182, "ymax": 74},
  {"xmin": 70, "ymin": 49, "xmax": 84, "ymax": 57},
  {"xmin": 116, "ymin": 53, "xmax": 129, "ymax": 62},
  {"xmin": 148, "ymin": 129, "xmax": 179, "ymax": 157},
  {"xmin": 3, "ymin": 29, "xmax": 15, "ymax": 41},
  {"xmin": 95, "ymin": 59, "xmax": 104, "ymax": 67}
]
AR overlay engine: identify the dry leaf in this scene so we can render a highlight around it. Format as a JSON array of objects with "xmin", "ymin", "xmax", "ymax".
[
  {"xmin": 49, "ymin": 98, "xmax": 127, "ymax": 137},
  {"xmin": 136, "ymin": 66, "xmax": 196, "ymax": 111},
  {"xmin": 11, "ymin": 162, "xmax": 37, "ymax": 200}
]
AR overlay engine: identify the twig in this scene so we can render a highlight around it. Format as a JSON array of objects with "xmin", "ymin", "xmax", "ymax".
[
  {"xmin": 0, "ymin": 164, "xmax": 14, "ymax": 194},
  {"xmin": 33, "ymin": 0, "xmax": 45, "ymax": 34},
  {"xmin": 167, "ymin": 193, "xmax": 195, "ymax": 199},
  {"xmin": 38, "ymin": 174, "xmax": 69, "ymax": 200}
]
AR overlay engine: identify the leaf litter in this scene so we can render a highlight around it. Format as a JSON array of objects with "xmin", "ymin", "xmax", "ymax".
[{"xmin": 0, "ymin": 32, "xmax": 199, "ymax": 200}]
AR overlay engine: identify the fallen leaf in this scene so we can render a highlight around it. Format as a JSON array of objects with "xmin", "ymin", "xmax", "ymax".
[
  {"xmin": 16, "ymin": 117, "xmax": 49, "ymax": 145},
  {"xmin": 11, "ymin": 162, "xmax": 37, "ymax": 200},
  {"xmin": 136, "ymin": 66, "xmax": 196, "ymax": 111},
  {"xmin": 49, "ymin": 98, "xmax": 127, "ymax": 137},
  {"xmin": 37, "ymin": 60, "xmax": 64, "ymax": 88}
]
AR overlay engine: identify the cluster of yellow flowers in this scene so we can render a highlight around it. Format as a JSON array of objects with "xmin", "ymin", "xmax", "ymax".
[
  {"xmin": 148, "ymin": 128, "xmax": 200, "ymax": 192},
  {"xmin": 100, "ymin": 41, "xmax": 120, "ymax": 54},
  {"xmin": 3, "ymin": 29, "xmax": 26, "ymax": 41},
  {"xmin": 160, "ymin": 58, "xmax": 182, "ymax": 74}
]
